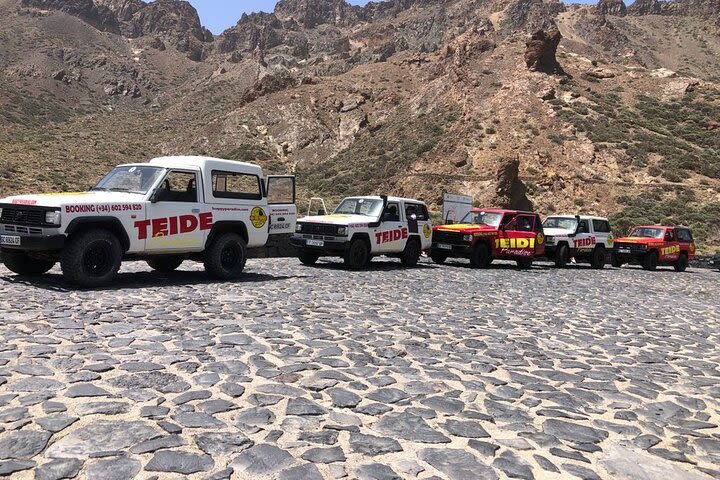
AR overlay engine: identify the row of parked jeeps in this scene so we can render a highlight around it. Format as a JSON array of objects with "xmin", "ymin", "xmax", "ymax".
[
  {"xmin": 293, "ymin": 196, "xmax": 696, "ymax": 272},
  {"xmin": 0, "ymin": 157, "xmax": 697, "ymax": 287}
]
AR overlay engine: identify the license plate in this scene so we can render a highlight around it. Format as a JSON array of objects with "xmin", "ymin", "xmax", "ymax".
[
  {"xmin": 306, "ymin": 239, "xmax": 324, "ymax": 247},
  {"xmin": 618, "ymin": 248, "xmax": 630, "ymax": 253},
  {"xmin": 437, "ymin": 243, "xmax": 452, "ymax": 250},
  {"xmin": 0, "ymin": 235, "xmax": 20, "ymax": 246}
]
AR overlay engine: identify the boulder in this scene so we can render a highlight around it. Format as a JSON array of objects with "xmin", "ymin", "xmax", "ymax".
[{"xmin": 525, "ymin": 29, "xmax": 564, "ymax": 74}]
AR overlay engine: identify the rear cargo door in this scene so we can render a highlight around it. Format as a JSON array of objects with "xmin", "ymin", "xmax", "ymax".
[{"xmin": 266, "ymin": 176, "xmax": 297, "ymax": 235}]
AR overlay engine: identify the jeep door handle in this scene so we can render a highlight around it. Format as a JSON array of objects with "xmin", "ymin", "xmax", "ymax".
[
  {"xmin": 191, "ymin": 209, "xmax": 200, "ymax": 213},
  {"xmin": 277, "ymin": 217, "xmax": 286, "ymax": 222}
]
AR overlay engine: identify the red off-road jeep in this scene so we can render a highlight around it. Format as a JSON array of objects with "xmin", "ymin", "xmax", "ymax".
[
  {"xmin": 430, "ymin": 209, "xmax": 545, "ymax": 268},
  {"xmin": 611, "ymin": 225, "xmax": 696, "ymax": 272}
]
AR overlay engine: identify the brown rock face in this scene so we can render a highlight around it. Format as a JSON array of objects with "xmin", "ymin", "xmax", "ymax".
[
  {"xmin": 274, "ymin": 0, "xmax": 358, "ymax": 28},
  {"xmin": 595, "ymin": 0, "xmax": 627, "ymax": 16},
  {"xmin": 495, "ymin": 157, "xmax": 533, "ymax": 211},
  {"xmin": 21, "ymin": 0, "xmax": 120, "ymax": 32},
  {"xmin": 627, "ymin": 0, "xmax": 666, "ymax": 15},
  {"xmin": 525, "ymin": 28, "xmax": 563, "ymax": 74}
]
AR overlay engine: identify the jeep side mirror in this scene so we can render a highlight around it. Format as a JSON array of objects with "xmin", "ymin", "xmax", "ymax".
[
  {"xmin": 446, "ymin": 219, "xmax": 454, "ymax": 225},
  {"xmin": 318, "ymin": 209, "xmax": 326, "ymax": 215},
  {"xmin": 150, "ymin": 190, "xmax": 160, "ymax": 203}
]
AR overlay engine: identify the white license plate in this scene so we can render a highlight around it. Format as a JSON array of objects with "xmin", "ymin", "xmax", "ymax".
[
  {"xmin": 437, "ymin": 243, "xmax": 452, "ymax": 250},
  {"xmin": 306, "ymin": 239, "xmax": 324, "ymax": 247},
  {"xmin": 618, "ymin": 248, "xmax": 630, "ymax": 253},
  {"xmin": 0, "ymin": 235, "xmax": 21, "ymax": 246}
]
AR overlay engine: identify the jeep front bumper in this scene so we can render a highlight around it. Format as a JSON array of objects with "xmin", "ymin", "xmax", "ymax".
[
  {"xmin": 0, "ymin": 232, "xmax": 65, "ymax": 251},
  {"xmin": 431, "ymin": 242, "xmax": 473, "ymax": 256},
  {"xmin": 290, "ymin": 236, "xmax": 350, "ymax": 254}
]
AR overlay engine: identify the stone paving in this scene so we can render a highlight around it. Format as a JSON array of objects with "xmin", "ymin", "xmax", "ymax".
[{"xmin": 0, "ymin": 257, "xmax": 719, "ymax": 480}]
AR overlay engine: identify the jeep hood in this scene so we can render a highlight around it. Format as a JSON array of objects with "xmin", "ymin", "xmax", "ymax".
[
  {"xmin": 298, "ymin": 214, "xmax": 375, "ymax": 226},
  {"xmin": 614, "ymin": 236, "xmax": 657, "ymax": 244},
  {"xmin": 1, "ymin": 191, "xmax": 144, "ymax": 208},
  {"xmin": 543, "ymin": 227, "xmax": 573, "ymax": 237},
  {"xmin": 434, "ymin": 224, "xmax": 497, "ymax": 233}
]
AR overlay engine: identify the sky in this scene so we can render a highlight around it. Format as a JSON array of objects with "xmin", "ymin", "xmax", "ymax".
[{"xmin": 189, "ymin": 0, "xmax": 597, "ymax": 35}]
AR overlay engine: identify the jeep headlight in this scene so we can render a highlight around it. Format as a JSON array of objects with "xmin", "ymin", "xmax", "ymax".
[
  {"xmin": 45, "ymin": 210, "xmax": 61, "ymax": 226},
  {"xmin": 337, "ymin": 226, "xmax": 348, "ymax": 236},
  {"xmin": 295, "ymin": 223, "xmax": 303, "ymax": 233},
  {"xmin": 463, "ymin": 234, "xmax": 472, "ymax": 242}
]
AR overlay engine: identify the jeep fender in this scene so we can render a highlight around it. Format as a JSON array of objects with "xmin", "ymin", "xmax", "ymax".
[
  {"xmin": 65, "ymin": 217, "xmax": 131, "ymax": 252},
  {"xmin": 350, "ymin": 232, "xmax": 371, "ymax": 251},
  {"xmin": 206, "ymin": 221, "xmax": 249, "ymax": 249}
]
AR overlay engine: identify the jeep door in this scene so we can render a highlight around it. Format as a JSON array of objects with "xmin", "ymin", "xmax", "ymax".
[
  {"xmin": 375, "ymin": 201, "xmax": 406, "ymax": 253},
  {"xmin": 406, "ymin": 202, "xmax": 433, "ymax": 250},
  {"xmin": 659, "ymin": 228, "xmax": 681, "ymax": 262},
  {"xmin": 591, "ymin": 219, "xmax": 613, "ymax": 248},
  {"xmin": 676, "ymin": 228, "xmax": 696, "ymax": 260},
  {"xmin": 144, "ymin": 169, "xmax": 208, "ymax": 252},
  {"xmin": 500, "ymin": 214, "xmax": 543, "ymax": 258},
  {"xmin": 266, "ymin": 176, "xmax": 297, "ymax": 235}
]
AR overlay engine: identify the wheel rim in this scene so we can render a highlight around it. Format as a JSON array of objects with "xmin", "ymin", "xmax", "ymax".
[
  {"xmin": 83, "ymin": 241, "xmax": 112, "ymax": 277},
  {"xmin": 221, "ymin": 243, "xmax": 241, "ymax": 270}
]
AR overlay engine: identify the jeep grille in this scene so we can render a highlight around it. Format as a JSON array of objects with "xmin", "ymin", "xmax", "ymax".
[
  {"xmin": 1, "ymin": 207, "xmax": 44, "ymax": 226},
  {"xmin": 300, "ymin": 223, "xmax": 339, "ymax": 236},
  {"xmin": 433, "ymin": 230, "xmax": 466, "ymax": 244}
]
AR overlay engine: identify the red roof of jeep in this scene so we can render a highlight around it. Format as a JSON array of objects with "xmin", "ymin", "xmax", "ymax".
[{"xmin": 468, "ymin": 208, "xmax": 537, "ymax": 215}]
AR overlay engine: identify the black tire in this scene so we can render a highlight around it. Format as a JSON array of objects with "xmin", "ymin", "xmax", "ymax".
[
  {"xmin": 590, "ymin": 246, "xmax": 606, "ymax": 270},
  {"xmin": 641, "ymin": 251, "xmax": 658, "ymax": 271},
  {"xmin": 344, "ymin": 237, "xmax": 369, "ymax": 270},
  {"xmin": 1, "ymin": 249, "xmax": 55, "ymax": 275},
  {"xmin": 204, "ymin": 233, "xmax": 247, "ymax": 280},
  {"xmin": 674, "ymin": 253, "xmax": 688, "ymax": 272},
  {"xmin": 430, "ymin": 252, "xmax": 447, "ymax": 264},
  {"xmin": 610, "ymin": 253, "xmax": 623, "ymax": 268},
  {"xmin": 146, "ymin": 255, "xmax": 184, "ymax": 272},
  {"xmin": 469, "ymin": 243, "xmax": 490, "ymax": 268},
  {"xmin": 554, "ymin": 244, "xmax": 569, "ymax": 268},
  {"xmin": 60, "ymin": 229, "xmax": 122, "ymax": 288},
  {"xmin": 298, "ymin": 250, "xmax": 320, "ymax": 266},
  {"xmin": 400, "ymin": 238, "xmax": 421, "ymax": 267},
  {"xmin": 517, "ymin": 258, "xmax": 533, "ymax": 269}
]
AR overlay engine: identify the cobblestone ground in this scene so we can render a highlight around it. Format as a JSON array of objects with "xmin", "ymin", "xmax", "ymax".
[{"xmin": 0, "ymin": 257, "xmax": 719, "ymax": 480}]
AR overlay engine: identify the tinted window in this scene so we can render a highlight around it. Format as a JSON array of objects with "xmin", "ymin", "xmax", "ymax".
[
  {"xmin": 405, "ymin": 203, "xmax": 429, "ymax": 221},
  {"xmin": 507, "ymin": 214, "xmax": 535, "ymax": 232},
  {"xmin": 577, "ymin": 220, "xmax": 589, "ymax": 233},
  {"xmin": 665, "ymin": 230, "xmax": 675, "ymax": 241},
  {"xmin": 677, "ymin": 229, "xmax": 693, "ymax": 242},
  {"xmin": 384, "ymin": 203, "xmax": 400, "ymax": 222},
  {"xmin": 156, "ymin": 171, "xmax": 198, "ymax": 203},
  {"xmin": 212, "ymin": 171, "xmax": 261, "ymax": 200},
  {"xmin": 593, "ymin": 220, "xmax": 611, "ymax": 233}
]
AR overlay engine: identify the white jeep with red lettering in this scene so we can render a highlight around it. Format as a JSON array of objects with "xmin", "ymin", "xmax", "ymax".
[
  {"xmin": 542, "ymin": 215, "xmax": 614, "ymax": 268},
  {"xmin": 0, "ymin": 156, "xmax": 296, "ymax": 287},
  {"xmin": 291, "ymin": 196, "xmax": 433, "ymax": 269}
]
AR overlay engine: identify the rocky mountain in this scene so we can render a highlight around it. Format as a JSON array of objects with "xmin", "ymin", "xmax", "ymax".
[{"xmin": 1, "ymin": 0, "xmax": 719, "ymax": 248}]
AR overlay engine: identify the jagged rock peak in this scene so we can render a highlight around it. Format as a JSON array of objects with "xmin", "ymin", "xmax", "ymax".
[
  {"xmin": 273, "ymin": 0, "xmax": 360, "ymax": 28},
  {"xmin": 627, "ymin": 0, "xmax": 666, "ymax": 15},
  {"xmin": 595, "ymin": 0, "xmax": 627, "ymax": 16}
]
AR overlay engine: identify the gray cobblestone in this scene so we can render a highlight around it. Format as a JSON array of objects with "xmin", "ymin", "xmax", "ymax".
[{"xmin": 0, "ymin": 258, "xmax": 718, "ymax": 479}]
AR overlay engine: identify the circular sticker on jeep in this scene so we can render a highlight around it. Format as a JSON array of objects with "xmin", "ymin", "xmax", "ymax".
[
  {"xmin": 250, "ymin": 207, "xmax": 267, "ymax": 228},
  {"xmin": 423, "ymin": 224, "xmax": 431, "ymax": 239},
  {"xmin": 537, "ymin": 232, "xmax": 545, "ymax": 245}
]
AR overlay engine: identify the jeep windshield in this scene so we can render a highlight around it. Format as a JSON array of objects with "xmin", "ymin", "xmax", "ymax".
[
  {"xmin": 92, "ymin": 166, "xmax": 164, "ymax": 194},
  {"xmin": 460, "ymin": 211, "xmax": 503, "ymax": 228},
  {"xmin": 629, "ymin": 227, "xmax": 665, "ymax": 239},
  {"xmin": 543, "ymin": 217, "xmax": 578, "ymax": 231},
  {"xmin": 334, "ymin": 198, "xmax": 384, "ymax": 217}
]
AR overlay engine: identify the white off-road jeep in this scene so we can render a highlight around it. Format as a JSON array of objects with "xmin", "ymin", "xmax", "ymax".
[
  {"xmin": 542, "ymin": 215, "xmax": 614, "ymax": 269},
  {"xmin": 291, "ymin": 196, "xmax": 433, "ymax": 269},
  {"xmin": 0, "ymin": 156, "xmax": 296, "ymax": 287}
]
